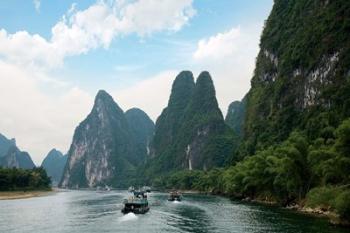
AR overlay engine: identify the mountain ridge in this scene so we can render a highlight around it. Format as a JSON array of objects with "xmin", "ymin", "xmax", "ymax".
[
  {"xmin": 146, "ymin": 71, "xmax": 236, "ymax": 177},
  {"xmin": 60, "ymin": 90, "xmax": 154, "ymax": 188},
  {"xmin": 41, "ymin": 149, "xmax": 67, "ymax": 186},
  {"xmin": 0, "ymin": 133, "xmax": 35, "ymax": 169}
]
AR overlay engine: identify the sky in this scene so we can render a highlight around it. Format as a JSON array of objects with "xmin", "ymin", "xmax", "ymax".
[{"xmin": 0, "ymin": 0, "xmax": 273, "ymax": 165}]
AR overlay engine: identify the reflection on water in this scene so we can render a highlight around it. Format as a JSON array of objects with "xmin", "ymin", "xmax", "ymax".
[{"xmin": 0, "ymin": 190, "xmax": 348, "ymax": 233}]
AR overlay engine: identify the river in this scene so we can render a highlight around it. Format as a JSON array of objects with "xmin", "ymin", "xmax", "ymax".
[{"xmin": 0, "ymin": 190, "xmax": 347, "ymax": 233}]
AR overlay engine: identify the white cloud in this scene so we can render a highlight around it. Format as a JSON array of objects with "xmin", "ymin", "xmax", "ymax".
[
  {"xmin": 0, "ymin": 61, "xmax": 93, "ymax": 165},
  {"xmin": 192, "ymin": 25, "xmax": 263, "ymax": 115},
  {"xmin": 0, "ymin": 0, "xmax": 195, "ymax": 69},
  {"xmin": 33, "ymin": 0, "xmax": 40, "ymax": 13},
  {"xmin": 0, "ymin": 0, "xmax": 195, "ymax": 165},
  {"xmin": 113, "ymin": 70, "xmax": 178, "ymax": 121},
  {"xmin": 0, "ymin": 29, "xmax": 61, "ymax": 69},
  {"xmin": 117, "ymin": 0, "xmax": 196, "ymax": 36},
  {"xmin": 193, "ymin": 26, "xmax": 241, "ymax": 60}
]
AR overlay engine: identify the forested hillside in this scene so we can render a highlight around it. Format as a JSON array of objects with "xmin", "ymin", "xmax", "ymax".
[
  {"xmin": 158, "ymin": 0, "xmax": 350, "ymax": 224},
  {"xmin": 225, "ymin": 96, "xmax": 246, "ymax": 138},
  {"xmin": 242, "ymin": 0, "xmax": 350, "ymax": 155},
  {"xmin": 145, "ymin": 71, "xmax": 236, "ymax": 180}
]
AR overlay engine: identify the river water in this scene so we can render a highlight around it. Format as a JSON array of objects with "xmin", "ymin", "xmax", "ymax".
[{"xmin": 0, "ymin": 190, "xmax": 347, "ymax": 233}]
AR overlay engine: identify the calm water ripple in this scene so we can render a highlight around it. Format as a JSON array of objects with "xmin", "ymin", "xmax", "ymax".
[{"xmin": 0, "ymin": 190, "xmax": 348, "ymax": 233}]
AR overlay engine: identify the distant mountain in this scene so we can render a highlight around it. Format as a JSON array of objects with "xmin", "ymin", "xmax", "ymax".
[
  {"xmin": 0, "ymin": 133, "xmax": 35, "ymax": 169},
  {"xmin": 0, "ymin": 133, "xmax": 16, "ymax": 157},
  {"xmin": 225, "ymin": 96, "xmax": 246, "ymax": 137},
  {"xmin": 125, "ymin": 108, "xmax": 155, "ymax": 160},
  {"xmin": 147, "ymin": 71, "xmax": 236, "ymax": 175},
  {"xmin": 41, "ymin": 149, "xmax": 67, "ymax": 186},
  {"xmin": 60, "ymin": 90, "xmax": 150, "ymax": 188}
]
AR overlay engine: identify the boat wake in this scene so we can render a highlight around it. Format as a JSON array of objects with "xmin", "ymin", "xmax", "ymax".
[{"xmin": 119, "ymin": 213, "xmax": 138, "ymax": 222}]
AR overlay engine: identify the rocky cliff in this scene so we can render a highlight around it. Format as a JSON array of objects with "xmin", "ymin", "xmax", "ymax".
[
  {"xmin": 60, "ymin": 90, "xmax": 153, "ymax": 188},
  {"xmin": 1, "ymin": 146, "xmax": 35, "ymax": 169},
  {"xmin": 0, "ymin": 133, "xmax": 35, "ymax": 169},
  {"xmin": 0, "ymin": 133, "xmax": 16, "ymax": 157},
  {"xmin": 242, "ymin": 0, "xmax": 350, "ymax": 155}
]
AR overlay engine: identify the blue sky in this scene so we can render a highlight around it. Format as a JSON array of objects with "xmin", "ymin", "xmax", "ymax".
[{"xmin": 0, "ymin": 0, "xmax": 273, "ymax": 164}]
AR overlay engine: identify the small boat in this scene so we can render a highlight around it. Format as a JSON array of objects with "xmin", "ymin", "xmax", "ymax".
[
  {"xmin": 168, "ymin": 191, "xmax": 182, "ymax": 201},
  {"xmin": 122, "ymin": 191, "xmax": 149, "ymax": 214},
  {"xmin": 97, "ymin": 185, "xmax": 111, "ymax": 192},
  {"xmin": 128, "ymin": 186, "xmax": 135, "ymax": 192}
]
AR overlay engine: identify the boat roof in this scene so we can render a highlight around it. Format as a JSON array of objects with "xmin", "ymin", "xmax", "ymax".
[{"xmin": 125, "ymin": 198, "xmax": 148, "ymax": 205}]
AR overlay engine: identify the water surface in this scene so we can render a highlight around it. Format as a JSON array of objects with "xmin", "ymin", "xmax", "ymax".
[{"xmin": 0, "ymin": 190, "xmax": 347, "ymax": 233}]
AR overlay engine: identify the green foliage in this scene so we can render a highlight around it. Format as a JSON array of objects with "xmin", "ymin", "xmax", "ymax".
[
  {"xmin": 308, "ymin": 119, "xmax": 350, "ymax": 186},
  {"xmin": 219, "ymin": 1, "xmax": 350, "ymax": 220},
  {"xmin": 125, "ymin": 108, "xmax": 155, "ymax": 163},
  {"xmin": 149, "ymin": 0, "xmax": 350, "ymax": 217},
  {"xmin": 150, "ymin": 71, "xmax": 195, "ymax": 160},
  {"xmin": 221, "ymin": 132, "xmax": 311, "ymax": 204},
  {"xmin": 147, "ymin": 71, "xmax": 236, "ymax": 176},
  {"xmin": 334, "ymin": 118, "xmax": 350, "ymax": 156},
  {"xmin": 306, "ymin": 186, "xmax": 350, "ymax": 221},
  {"xmin": 158, "ymin": 118, "xmax": 350, "ymax": 212},
  {"xmin": 225, "ymin": 100, "xmax": 245, "ymax": 135},
  {"xmin": 243, "ymin": 0, "xmax": 350, "ymax": 156},
  {"xmin": 229, "ymin": 119, "xmax": 349, "ymax": 203},
  {"xmin": 153, "ymin": 169, "xmax": 226, "ymax": 194},
  {"xmin": 334, "ymin": 190, "xmax": 350, "ymax": 220},
  {"xmin": 0, "ymin": 167, "xmax": 51, "ymax": 191},
  {"xmin": 306, "ymin": 186, "xmax": 339, "ymax": 209}
]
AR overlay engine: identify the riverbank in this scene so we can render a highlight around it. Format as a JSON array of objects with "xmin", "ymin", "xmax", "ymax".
[
  {"xmin": 0, "ymin": 190, "xmax": 53, "ymax": 200},
  {"xmin": 299, "ymin": 206, "xmax": 350, "ymax": 227},
  {"xmin": 237, "ymin": 196, "xmax": 350, "ymax": 228},
  {"xmin": 171, "ymin": 189, "xmax": 350, "ymax": 228}
]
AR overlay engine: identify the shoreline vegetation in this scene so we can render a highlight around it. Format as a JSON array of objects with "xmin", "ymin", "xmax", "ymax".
[
  {"xmin": 0, "ymin": 190, "xmax": 53, "ymax": 200},
  {"xmin": 169, "ymin": 189, "xmax": 350, "ymax": 227},
  {"xmin": 156, "ymin": 183, "xmax": 350, "ymax": 227},
  {"xmin": 242, "ymin": 196, "xmax": 350, "ymax": 227},
  {"xmin": 0, "ymin": 167, "xmax": 52, "ymax": 199},
  {"xmin": 150, "ymin": 118, "xmax": 350, "ymax": 227}
]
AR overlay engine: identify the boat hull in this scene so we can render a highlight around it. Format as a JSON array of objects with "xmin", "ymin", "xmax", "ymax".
[
  {"xmin": 168, "ymin": 197, "xmax": 182, "ymax": 202},
  {"xmin": 121, "ymin": 206, "xmax": 150, "ymax": 214}
]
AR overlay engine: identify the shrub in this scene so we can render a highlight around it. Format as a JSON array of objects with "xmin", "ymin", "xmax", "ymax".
[
  {"xmin": 306, "ymin": 186, "xmax": 338, "ymax": 209},
  {"xmin": 334, "ymin": 190, "xmax": 350, "ymax": 220}
]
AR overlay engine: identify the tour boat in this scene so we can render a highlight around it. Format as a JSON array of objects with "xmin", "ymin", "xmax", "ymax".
[
  {"xmin": 96, "ymin": 185, "xmax": 111, "ymax": 192},
  {"xmin": 168, "ymin": 191, "xmax": 182, "ymax": 201},
  {"xmin": 122, "ymin": 191, "xmax": 150, "ymax": 214}
]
